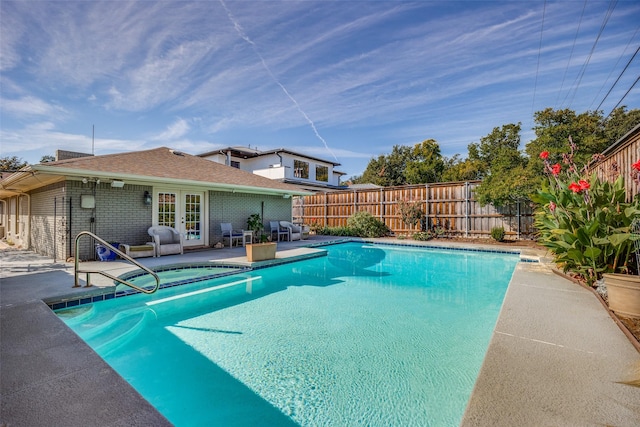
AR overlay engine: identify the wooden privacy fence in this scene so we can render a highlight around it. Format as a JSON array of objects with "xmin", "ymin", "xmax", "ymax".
[
  {"xmin": 590, "ymin": 124, "xmax": 640, "ymax": 201},
  {"xmin": 293, "ymin": 181, "xmax": 535, "ymax": 239}
]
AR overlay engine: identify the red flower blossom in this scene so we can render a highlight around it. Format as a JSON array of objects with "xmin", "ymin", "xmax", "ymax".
[
  {"xmin": 539, "ymin": 151, "xmax": 549, "ymax": 160},
  {"xmin": 568, "ymin": 182, "xmax": 582, "ymax": 193},
  {"xmin": 551, "ymin": 163, "xmax": 561, "ymax": 176},
  {"xmin": 549, "ymin": 201, "xmax": 556, "ymax": 212},
  {"xmin": 633, "ymin": 159, "xmax": 640, "ymax": 171},
  {"xmin": 578, "ymin": 180, "xmax": 590, "ymax": 191}
]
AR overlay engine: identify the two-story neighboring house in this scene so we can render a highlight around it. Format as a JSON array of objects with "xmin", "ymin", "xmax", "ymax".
[{"xmin": 198, "ymin": 146, "xmax": 347, "ymax": 192}]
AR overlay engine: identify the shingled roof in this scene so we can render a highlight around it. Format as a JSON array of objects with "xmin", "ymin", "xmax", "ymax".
[{"xmin": 1, "ymin": 147, "xmax": 310, "ymax": 197}]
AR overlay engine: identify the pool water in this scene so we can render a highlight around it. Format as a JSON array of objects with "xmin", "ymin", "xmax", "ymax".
[{"xmin": 57, "ymin": 242, "xmax": 519, "ymax": 426}]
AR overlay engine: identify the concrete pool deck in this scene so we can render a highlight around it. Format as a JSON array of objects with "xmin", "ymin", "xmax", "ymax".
[{"xmin": 1, "ymin": 237, "xmax": 639, "ymax": 426}]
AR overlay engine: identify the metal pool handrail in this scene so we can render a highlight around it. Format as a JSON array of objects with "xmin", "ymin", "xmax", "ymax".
[{"xmin": 74, "ymin": 231, "xmax": 160, "ymax": 294}]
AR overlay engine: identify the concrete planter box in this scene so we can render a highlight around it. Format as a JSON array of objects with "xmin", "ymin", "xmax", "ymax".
[
  {"xmin": 603, "ymin": 273, "xmax": 640, "ymax": 318},
  {"xmin": 246, "ymin": 242, "xmax": 277, "ymax": 262}
]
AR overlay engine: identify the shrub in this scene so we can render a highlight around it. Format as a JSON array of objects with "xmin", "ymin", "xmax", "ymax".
[
  {"xmin": 397, "ymin": 199, "xmax": 424, "ymax": 230},
  {"xmin": 412, "ymin": 231, "xmax": 434, "ymax": 241},
  {"xmin": 490, "ymin": 226, "xmax": 506, "ymax": 242},
  {"xmin": 346, "ymin": 211, "xmax": 390, "ymax": 238}
]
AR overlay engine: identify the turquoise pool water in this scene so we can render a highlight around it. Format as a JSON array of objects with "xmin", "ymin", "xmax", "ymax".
[{"xmin": 57, "ymin": 242, "xmax": 519, "ymax": 426}]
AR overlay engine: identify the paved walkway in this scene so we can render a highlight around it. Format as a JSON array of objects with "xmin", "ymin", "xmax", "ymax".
[{"xmin": 1, "ymin": 238, "xmax": 639, "ymax": 426}]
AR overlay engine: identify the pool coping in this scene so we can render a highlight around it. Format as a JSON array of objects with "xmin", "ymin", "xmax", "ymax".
[{"xmin": 2, "ymin": 237, "xmax": 639, "ymax": 426}]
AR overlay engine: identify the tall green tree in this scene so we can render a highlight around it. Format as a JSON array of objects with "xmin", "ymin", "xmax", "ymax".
[
  {"xmin": 441, "ymin": 154, "xmax": 485, "ymax": 182},
  {"xmin": 471, "ymin": 123, "xmax": 531, "ymax": 206},
  {"xmin": 404, "ymin": 139, "xmax": 445, "ymax": 184},
  {"xmin": 524, "ymin": 108, "xmax": 605, "ymax": 174},
  {"xmin": 355, "ymin": 145, "xmax": 413, "ymax": 186}
]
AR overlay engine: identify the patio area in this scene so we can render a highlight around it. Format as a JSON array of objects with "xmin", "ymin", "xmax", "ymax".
[{"xmin": 1, "ymin": 236, "xmax": 639, "ymax": 426}]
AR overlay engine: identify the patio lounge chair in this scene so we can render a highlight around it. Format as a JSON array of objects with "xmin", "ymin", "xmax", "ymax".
[
  {"xmin": 279, "ymin": 221, "xmax": 309, "ymax": 241},
  {"xmin": 270, "ymin": 221, "xmax": 289, "ymax": 242},
  {"xmin": 148, "ymin": 226, "xmax": 184, "ymax": 257},
  {"xmin": 221, "ymin": 223, "xmax": 243, "ymax": 247}
]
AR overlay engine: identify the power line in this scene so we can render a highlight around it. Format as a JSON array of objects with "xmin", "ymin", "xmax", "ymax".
[
  {"xmin": 562, "ymin": 0, "xmax": 618, "ymax": 108},
  {"xmin": 594, "ymin": 44, "xmax": 640, "ymax": 113},
  {"xmin": 554, "ymin": 0, "xmax": 588, "ymax": 107},
  {"xmin": 604, "ymin": 73, "xmax": 640, "ymax": 120},
  {"xmin": 589, "ymin": 26, "xmax": 640, "ymax": 110},
  {"xmin": 531, "ymin": 0, "xmax": 547, "ymax": 117}
]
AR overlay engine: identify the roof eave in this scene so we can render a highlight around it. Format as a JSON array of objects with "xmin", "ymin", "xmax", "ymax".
[{"xmin": 3, "ymin": 165, "xmax": 311, "ymax": 197}]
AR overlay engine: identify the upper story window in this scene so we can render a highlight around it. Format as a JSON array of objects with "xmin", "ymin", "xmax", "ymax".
[
  {"xmin": 294, "ymin": 160, "xmax": 309, "ymax": 179},
  {"xmin": 316, "ymin": 165, "xmax": 329, "ymax": 182},
  {"xmin": 230, "ymin": 160, "xmax": 240, "ymax": 169}
]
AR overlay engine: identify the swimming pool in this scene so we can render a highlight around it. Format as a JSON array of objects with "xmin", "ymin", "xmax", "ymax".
[{"xmin": 57, "ymin": 242, "xmax": 519, "ymax": 426}]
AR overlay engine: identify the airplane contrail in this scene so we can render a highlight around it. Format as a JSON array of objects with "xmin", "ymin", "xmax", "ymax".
[{"xmin": 219, "ymin": 0, "xmax": 339, "ymax": 162}]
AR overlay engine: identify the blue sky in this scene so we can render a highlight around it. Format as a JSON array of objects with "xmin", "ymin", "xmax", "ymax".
[{"xmin": 1, "ymin": 1, "xmax": 639, "ymax": 177}]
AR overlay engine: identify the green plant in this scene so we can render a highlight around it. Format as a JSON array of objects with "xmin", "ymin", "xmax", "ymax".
[
  {"xmin": 246, "ymin": 214, "xmax": 263, "ymax": 234},
  {"xmin": 412, "ymin": 231, "xmax": 434, "ymax": 241},
  {"xmin": 531, "ymin": 140, "xmax": 640, "ymax": 285},
  {"xmin": 346, "ymin": 211, "xmax": 390, "ymax": 238},
  {"xmin": 397, "ymin": 199, "xmax": 424, "ymax": 230},
  {"xmin": 490, "ymin": 226, "xmax": 506, "ymax": 242}
]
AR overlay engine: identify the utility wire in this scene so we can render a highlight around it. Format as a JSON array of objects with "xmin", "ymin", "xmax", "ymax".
[
  {"xmin": 604, "ymin": 73, "xmax": 640, "ymax": 120},
  {"xmin": 531, "ymin": 0, "xmax": 547, "ymax": 117},
  {"xmin": 554, "ymin": 0, "xmax": 588, "ymax": 107},
  {"xmin": 594, "ymin": 44, "xmax": 640, "ymax": 113},
  {"xmin": 589, "ymin": 27, "xmax": 640, "ymax": 110},
  {"xmin": 562, "ymin": 0, "xmax": 618, "ymax": 108}
]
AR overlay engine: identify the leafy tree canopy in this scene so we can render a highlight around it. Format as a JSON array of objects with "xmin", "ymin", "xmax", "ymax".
[
  {"xmin": 40, "ymin": 155, "xmax": 55, "ymax": 163},
  {"xmin": 404, "ymin": 139, "xmax": 445, "ymax": 184},
  {"xmin": 0, "ymin": 156, "xmax": 28, "ymax": 172},
  {"xmin": 353, "ymin": 140, "xmax": 445, "ymax": 186}
]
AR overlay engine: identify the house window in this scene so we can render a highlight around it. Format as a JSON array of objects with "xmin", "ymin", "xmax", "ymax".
[
  {"xmin": 157, "ymin": 192, "xmax": 176, "ymax": 228},
  {"xmin": 294, "ymin": 160, "xmax": 309, "ymax": 179},
  {"xmin": 230, "ymin": 161, "xmax": 240, "ymax": 169},
  {"xmin": 316, "ymin": 165, "xmax": 329, "ymax": 182}
]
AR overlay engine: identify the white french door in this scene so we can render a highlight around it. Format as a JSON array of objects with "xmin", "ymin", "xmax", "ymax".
[{"xmin": 156, "ymin": 190, "xmax": 206, "ymax": 248}]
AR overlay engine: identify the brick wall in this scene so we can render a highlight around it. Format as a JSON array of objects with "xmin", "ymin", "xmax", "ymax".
[
  {"xmin": 28, "ymin": 181, "xmax": 152, "ymax": 259},
  {"xmin": 66, "ymin": 181, "xmax": 153, "ymax": 260},
  {"xmin": 208, "ymin": 191, "xmax": 292, "ymax": 244}
]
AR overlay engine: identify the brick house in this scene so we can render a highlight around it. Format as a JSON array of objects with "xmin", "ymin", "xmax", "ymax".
[{"xmin": 0, "ymin": 147, "xmax": 309, "ymax": 260}]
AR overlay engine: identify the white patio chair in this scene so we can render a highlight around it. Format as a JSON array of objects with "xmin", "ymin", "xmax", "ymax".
[{"xmin": 221, "ymin": 223, "xmax": 243, "ymax": 247}]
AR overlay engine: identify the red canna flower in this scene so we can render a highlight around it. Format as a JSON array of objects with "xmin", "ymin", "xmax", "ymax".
[
  {"xmin": 633, "ymin": 159, "xmax": 640, "ymax": 171},
  {"xmin": 539, "ymin": 151, "xmax": 549, "ymax": 160},
  {"xmin": 551, "ymin": 163, "xmax": 561, "ymax": 176},
  {"xmin": 578, "ymin": 180, "xmax": 590, "ymax": 191},
  {"xmin": 568, "ymin": 182, "xmax": 582, "ymax": 193}
]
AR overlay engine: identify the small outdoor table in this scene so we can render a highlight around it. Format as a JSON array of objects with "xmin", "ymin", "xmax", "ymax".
[{"xmin": 242, "ymin": 230, "xmax": 253, "ymax": 246}]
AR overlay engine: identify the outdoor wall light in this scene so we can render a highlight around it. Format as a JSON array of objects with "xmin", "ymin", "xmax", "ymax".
[
  {"xmin": 144, "ymin": 191, "xmax": 152, "ymax": 205},
  {"xmin": 111, "ymin": 180, "xmax": 125, "ymax": 188},
  {"xmin": 82, "ymin": 178, "xmax": 88, "ymax": 184}
]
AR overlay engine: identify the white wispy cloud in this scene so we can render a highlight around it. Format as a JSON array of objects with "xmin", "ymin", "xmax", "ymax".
[
  {"xmin": 1, "ymin": 96, "xmax": 68, "ymax": 119},
  {"xmin": 151, "ymin": 118, "xmax": 191, "ymax": 141}
]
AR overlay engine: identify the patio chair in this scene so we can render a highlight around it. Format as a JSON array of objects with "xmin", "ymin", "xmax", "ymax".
[
  {"xmin": 221, "ymin": 223, "xmax": 243, "ymax": 247},
  {"xmin": 279, "ymin": 221, "xmax": 308, "ymax": 241},
  {"xmin": 270, "ymin": 221, "xmax": 289, "ymax": 242},
  {"xmin": 147, "ymin": 226, "xmax": 184, "ymax": 257}
]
